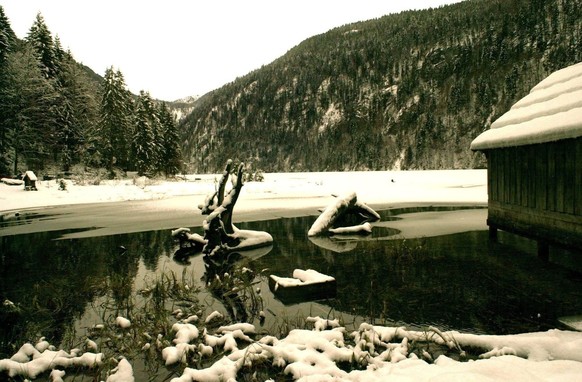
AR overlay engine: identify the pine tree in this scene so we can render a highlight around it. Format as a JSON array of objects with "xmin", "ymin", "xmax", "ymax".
[
  {"xmin": 52, "ymin": 35, "xmax": 66, "ymax": 75},
  {"xmin": 98, "ymin": 67, "xmax": 132, "ymax": 171},
  {"xmin": 0, "ymin": 5, "xmax": 16, "ymax": 174},
  {"xmin": 157, "ymin": 102, "xmax": 182, "ymax": 176},
  {"xmin": 132, "ymin": 91, "xmax": 160, "ymax": 175},
  {"xmin": 54, "ymin": 56, "xmax": 99, "ymax": 171},
  {"xmin": 5, "ymin": 44, "xmax": 59, "ymax": 172},
  {"xmin": 0, "ymin": 6, "xmax": 15, "ymax": 66},
  {"xmin": 26, "ymin": 13, "xmax": 57, "ymax": 78},
  {"xmin": 55, "ymin": 95, "xmax": 77, "ymax": 171}
]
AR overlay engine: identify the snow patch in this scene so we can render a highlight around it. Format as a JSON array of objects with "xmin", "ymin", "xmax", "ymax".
[
  {"xmin": 318, "ymin": 103, "xmax": 342, "ymax": 133},
  {"xmin": 0, "ymin": 341, "xmax": 103, "ymax": 379}
]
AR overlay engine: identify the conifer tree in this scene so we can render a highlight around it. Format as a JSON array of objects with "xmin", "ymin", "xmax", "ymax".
[
  {"xmin": 157, "ymin": 102, "xmax": 182, "ymax": 176},
  {"xmin": 52, "ymin": 35, "xmax": 66, "ymax": 75},
  {"xmin": 26, "ymin": 13, "xmax": 57, "ymax": 78},
  {"xmin": 0, "ymin": 5, "xmax": 16, "ymax": 174},
  {"xmin": 132, "ymin": 90, "xmax": 160, "ymax": 175},
  {"xmin": 54, "ymin": 56, "xmax": 99, "ymax": 171},
  {"xmin": 6, "ymin": 44, "xmax": 59, "ymax": 172},
  {"xmin": 55, "ymin": 95, "xmax": 77, "ymax": 171},
  {"xmin": 0, "ymin": 6, "xmax": 15, "ymax": 66},
  {"xmin": 99, "ymin": 67, "xmax": 132, "ymax": 171}
]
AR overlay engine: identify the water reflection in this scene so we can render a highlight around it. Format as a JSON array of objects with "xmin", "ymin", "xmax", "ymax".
[
  {"xmin": 243, "ymin": 211, "xmax": 582, "ymax": 335},
  {"xmin": 0, "ymin": 211, "xmax": 59, "ymax": 228},
  {"xmin": 1, "ymin": 206, "xmax": 582, "ymax": 363}
]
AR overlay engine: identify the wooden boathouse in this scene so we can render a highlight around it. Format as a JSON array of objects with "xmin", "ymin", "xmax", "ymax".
[{"xmin": 471, "ymin": 62, "xmax": 582, "ymax": 258}]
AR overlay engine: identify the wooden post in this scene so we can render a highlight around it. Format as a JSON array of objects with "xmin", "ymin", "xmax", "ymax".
[
  {"xmin": 537, "ymin": 240, "xmax": 549, "ymax": 262},
  {"xmin": 488, "ymin": 225, "xmax": 498, "ymax": 241}
]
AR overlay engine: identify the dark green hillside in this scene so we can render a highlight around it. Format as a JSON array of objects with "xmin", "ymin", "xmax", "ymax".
[{"xmin": 180, "ymin": 0, "xmax": 582, "ymax": 172}]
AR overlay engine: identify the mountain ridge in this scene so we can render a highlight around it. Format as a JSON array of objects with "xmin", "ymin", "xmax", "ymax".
[{"xmin": 177, "ymin": 0, "xmax": 582, "ymax": 173}]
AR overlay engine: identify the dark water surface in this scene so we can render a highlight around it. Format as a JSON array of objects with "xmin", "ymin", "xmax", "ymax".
[{"xmin": 2, "ymin": 206, "xmax": 582, "ymax": 363}]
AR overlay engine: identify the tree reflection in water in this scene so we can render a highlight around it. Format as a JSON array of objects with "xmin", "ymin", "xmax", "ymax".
[
  {"xmin": 246, "ymin": 213, "xmax": 582, "ymax": 335},
  {"xmin": 2, "ymin": 206, "xmax": 582, "ymax": 364}
]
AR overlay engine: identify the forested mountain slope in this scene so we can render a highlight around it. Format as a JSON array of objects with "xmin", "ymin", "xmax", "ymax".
[{"xmin": 179, "ymin": 0, "xmax": 582, "ymax": 172}]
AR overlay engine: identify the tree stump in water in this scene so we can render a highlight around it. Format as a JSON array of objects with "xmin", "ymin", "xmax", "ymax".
[{"xmin": 199, "ymin": 159, "xmax": 273, "ymax": 256}]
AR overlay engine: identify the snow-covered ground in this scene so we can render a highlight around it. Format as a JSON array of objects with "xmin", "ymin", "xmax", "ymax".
[
  {"xmin": 0, "ymin": 170, "xmax": 488, "ymax": 238},
  {"xmin": 2, "ymin": 169, "xmax": 582, "ymax": 381},
  {"xmin": 0, "ymin": 169, "xmax": 487, "ymax": 214}
]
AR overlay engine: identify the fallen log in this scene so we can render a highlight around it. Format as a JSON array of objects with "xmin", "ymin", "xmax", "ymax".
[{"xmin": 308, "ymin": 192, "xmax": 380, "ymax": 236}]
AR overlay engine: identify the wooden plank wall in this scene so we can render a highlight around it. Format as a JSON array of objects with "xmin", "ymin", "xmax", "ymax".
[
  {"xmin": 488, "ymin": 138, "xmax": 582, "ymax": 216},
  {"xmin": 576, "ymin": 138, "xmax": 582, "ymax": 216}
]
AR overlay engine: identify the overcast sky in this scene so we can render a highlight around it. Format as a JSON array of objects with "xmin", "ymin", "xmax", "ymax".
[{"xmin": 2, "ymin": 0, "xmax": 463, "ymax": 101}]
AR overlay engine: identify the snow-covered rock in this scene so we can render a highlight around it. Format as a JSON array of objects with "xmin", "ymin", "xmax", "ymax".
[
  {"xmin": 106, "ymin": 358, "xmax": 134, "ymax": 382},
  {"xmin": 115, "ymin": 316, "xmax": 131, "ymax": 329},
  {"xmin": 269, "ymin": 269, "xmax": 337, "ymax": 302}
]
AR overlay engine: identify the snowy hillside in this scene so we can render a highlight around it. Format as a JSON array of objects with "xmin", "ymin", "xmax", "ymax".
[{"xmin": 179, "ymin": 0, "xmax": 582, "ymax": 172}]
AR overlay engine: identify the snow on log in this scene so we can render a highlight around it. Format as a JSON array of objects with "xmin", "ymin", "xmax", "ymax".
[
  {"xmin": 308, "ymin": 192, "xmax": 358, "ymax": 236},
  {"xmin": 198, "ymin": 159, "xmax": 233, "ymax": 215},
  {"xmin": 229, "ymin": 227, "xmax": 273, "ymax": 251},
  {"xmin": 269, "ymin": 269, "xmax": 336, "ymax": 303},
  {"xmin": 328, "ymin": 222, "xmax": 372, "ymax": 235},
  {"xmin": 308, "ymin": 192, "xmax": 380, "ymax": 236},
  {"xmin": 171, "ymin": 227, "xmax": 208, "ymax": 250}
]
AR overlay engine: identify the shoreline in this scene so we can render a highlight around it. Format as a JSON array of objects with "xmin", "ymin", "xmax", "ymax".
[
  {"xmin": 0, "ymin": 197, "xmax": 487, "ymax": 239},
  {"xmin": 0, "ymin": 170, "xmax": 488, "ymax": 238}
]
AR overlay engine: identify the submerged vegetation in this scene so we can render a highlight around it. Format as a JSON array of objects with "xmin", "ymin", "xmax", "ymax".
[{"xmin": 0, "ymin": 268, "xmax": 478, "ymax": 381}]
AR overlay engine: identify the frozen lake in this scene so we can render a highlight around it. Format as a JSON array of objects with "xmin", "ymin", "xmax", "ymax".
[
  {"xmin": 2, "ymin": 203, "xmax": 582, "ymax": 365},
  {"xmin": 1, "ymin": 169, "xmax": 581, "ymax": 381}
]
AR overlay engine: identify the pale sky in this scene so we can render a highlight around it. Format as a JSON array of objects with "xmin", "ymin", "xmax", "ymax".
[{"xmin": 2, "ymin": 0, "xmax": 463, "ymax": 101}]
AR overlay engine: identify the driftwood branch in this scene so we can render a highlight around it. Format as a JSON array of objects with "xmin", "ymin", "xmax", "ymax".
[
  {"xmin": 216, "ymin": 159, "xmax": 233, "ymax": 207},
  {"xmin": 202, "ymin": 161, "xmax": 245, "ymax": 255},
  {"xmin": 308, "ymin": 192, "xmax": 380, "ymax": 236},
  {"xmin": 199, "ymin": 159, "xmax": 234, "ymax": 215},
  {"xmin": 220, "ymin": 163, "xmax": 244, "ymax": 235}
]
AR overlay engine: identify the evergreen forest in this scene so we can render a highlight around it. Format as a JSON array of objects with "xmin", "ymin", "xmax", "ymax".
[
  {"xmin": 0, "ymin": 10, "xmax": 183, "ymax": 178},
  {"xmin": 2, "ymin": 0, "xmax": 582, "ymax": 176},
  {"xmin": 180, "ymin": 0, "xmax": 582, "ymax": 172}
]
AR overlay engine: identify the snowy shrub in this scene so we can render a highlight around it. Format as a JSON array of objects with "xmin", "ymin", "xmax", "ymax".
[
  {"xmin": 58, "ymin": 179, "xmax": 67, "ymax": 191},
  {"xmin": 70, "ymin": 168, "xmax": 113, "ymax": 186},
  {"xmin": 252, "ymin": 170, "xmax": 264, "ymax": 182}
]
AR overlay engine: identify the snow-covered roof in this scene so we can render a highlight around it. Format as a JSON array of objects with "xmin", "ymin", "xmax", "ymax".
[
  {"xmin": 23, "ymin": 170, "xmax": 37, "ymax": 181},
  {"xmin": 471, "ymin": 62, "xmax": 582, "ymax": 150}
]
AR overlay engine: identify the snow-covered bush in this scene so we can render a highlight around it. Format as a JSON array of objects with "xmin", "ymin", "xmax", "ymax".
[{"xmin": 58, "ymin": 178, "xmax": 67, "ymax": 191}]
